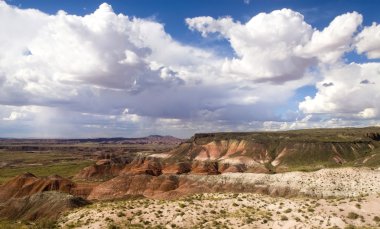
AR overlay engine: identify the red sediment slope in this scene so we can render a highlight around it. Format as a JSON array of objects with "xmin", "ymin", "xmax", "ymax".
[
  {"xmin": 0, "ymin": 173, "xmax": 75, "ymax": 202},
  {"xmin": 0, "ymin": 172, "xmax": 97, "ymax": 202}
]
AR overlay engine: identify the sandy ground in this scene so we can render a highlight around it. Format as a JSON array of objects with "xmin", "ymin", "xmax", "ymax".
[
  {"xmin": 188, "ymin": 167, "xmax": 380, "ymax": 198},
  {"xmin": 59, "ymin": 192, "xmax": 380, "ymax": 229}
]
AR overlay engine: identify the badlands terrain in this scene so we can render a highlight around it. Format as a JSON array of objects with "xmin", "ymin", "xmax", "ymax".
[{"xmin": 1, "ymin": 127, "xmax": 380, "ymax": 228}]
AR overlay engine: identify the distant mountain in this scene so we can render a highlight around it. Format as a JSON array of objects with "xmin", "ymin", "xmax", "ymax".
[
  {"xmin": 0, "ymin": 135, "xmax": 184, "ymax": 145},
  {"xmin": 71, "ymin": 135, "xmax": 184, "ymax": 145}
]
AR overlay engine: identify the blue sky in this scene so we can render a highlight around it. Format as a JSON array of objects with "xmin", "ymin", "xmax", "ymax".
[
  {"xmin": 6, "ymin": 1, "xmax": 379, "ymax": 50},
  {"xmin": 0, "ymin": 0, "xmax": 379, "ymax": 138},
  {"xmin": 9, "ymin": 1, "xmax": 380, "ymax": 36}
]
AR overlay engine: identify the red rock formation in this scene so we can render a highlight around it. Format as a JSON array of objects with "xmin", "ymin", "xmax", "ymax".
[
  {"xmin": 87, "ymin": 175, "xmax": 152, "ymax": 200},
  {"xmin": 190, "ymin": 161, "xmax": 220, "ymax": 175},
  {"xmin": 0, "ymin": 173, "xmax": 75, "ymax": 202},
  {"xmin": 87, "ymin": 173, "xmax": 301, "ymax": 201},
  {"xmin": 87, "ymin": 174, "xmax": 188, "ymax": 200},
  {"xmin": 120, "ymin": 157, "xmax": 162, "ymax": 176},
  {"xmin": 74, "ymin": 158, "xmax": 126, "ymax": 180},
  {"xmin": 70, "ymin": 183, "xmax": 99, "ymax": 199},
  {"xmin": 162, "ymin": 162, "xmax": 191, "ymax": 174}
]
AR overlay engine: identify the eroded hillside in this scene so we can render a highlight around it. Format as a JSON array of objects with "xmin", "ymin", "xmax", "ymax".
[
  {"xmin": 75, "ymin": 127, "xmax": 380, "ymax": 181},
  {"xmin": 165, "ymin": 127, "xmax": 380, "ymax": 173},
  {"xmin": 1, "ymin": 128, "xmax": 380, "ymax": 227}
]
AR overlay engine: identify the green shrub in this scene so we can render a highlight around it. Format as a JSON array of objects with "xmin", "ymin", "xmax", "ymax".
[
  {"xmin": 117, "ymin": 212, "xmax": 125, "ymax": 217},
  {"xmin": 108, "ymin": 223, "xmax": 120, "ymax": 229},
  {"xmin": 347, "ymin": 212, "xmax": 360, "ymax": 220},
  {"xmin": 284, "ymin": 208, "xmax": 292, "ymax": 213}
]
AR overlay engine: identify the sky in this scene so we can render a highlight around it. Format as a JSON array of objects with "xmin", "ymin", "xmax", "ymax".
[{"xmin": 0, "ymin": 0, "xmax": 380, "ymax": 138}]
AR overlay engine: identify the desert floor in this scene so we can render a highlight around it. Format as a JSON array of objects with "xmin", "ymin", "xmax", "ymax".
[{"xmin": 60, "ymin": 192, "xmax": 380, "ymax": 229}]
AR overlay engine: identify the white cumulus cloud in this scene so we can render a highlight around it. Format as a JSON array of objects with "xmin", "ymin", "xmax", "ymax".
[
  {"xmin": 299, "ymin": 63, "xmax": 380, "ymax": 119},
  {"xmin": 296, "ymin": 12, "xmax": 363, "ymax": 64},
  {"xmin": 187, "ymin": 9, "xmax": 315, "ymax": 83},
  {"xmin": 0, "ymin": 2, "xmax": 379, "ymax": 137},
  {"xmin": 355, "ymin": 22, "xmax": 380, "ymax": 59}
]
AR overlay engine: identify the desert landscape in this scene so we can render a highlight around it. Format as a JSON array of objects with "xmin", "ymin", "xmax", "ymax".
[
  {"xmin": 1, "ymin": 0, "xmax": 380, "ymax": 228},
  {"xmin": 1, "ymin": 127, "xmax": 380, "ymax": 228}
]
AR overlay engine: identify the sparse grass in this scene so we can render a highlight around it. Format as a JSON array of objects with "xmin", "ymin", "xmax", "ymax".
[
  {"xmin": 0, "ymin": 220, "xmax": 30, "ymax": 229},
  {"xmin": 33, "ymin": 219, "xmax": 59, "ymax": 229},
  {"xmin": 0, "ymin": 160, "xmax": 93, "ymax": 184},
  {"xmin": 59, "ymin": 192, "xmax": 380, "ymax": 229},
  {"xmin": 0, "ymin": 138, "xmax": 176, "ymax": 184},
  {"xmin": 0, "ymin": 219, "xmax": 59, "ymax": 229}
]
